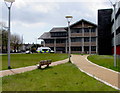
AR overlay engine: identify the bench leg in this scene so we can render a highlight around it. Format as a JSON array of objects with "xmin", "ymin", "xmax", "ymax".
[
  {"xmin": 47, "ymin": 64, "xmax": 49, "ymax": 68},
  {"xmin": 38, "ymin": 65, "xmax": 41, "ymax": 69}
]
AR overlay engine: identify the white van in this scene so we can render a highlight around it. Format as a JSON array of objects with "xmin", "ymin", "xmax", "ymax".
[{"xmin": 36, "ymin": 47, "xmax": 54, "ymax": 53}]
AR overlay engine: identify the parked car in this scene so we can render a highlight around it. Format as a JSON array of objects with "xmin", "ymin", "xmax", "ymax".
[{"xmin": 36, "ymin": 47, "xmax": 54, "ymax": 53}]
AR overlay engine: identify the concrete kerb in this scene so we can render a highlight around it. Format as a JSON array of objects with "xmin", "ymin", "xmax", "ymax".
[
  {"xmin": 85, "ymin": 55, "xmax": 120, "ymax": 74},
  {"xmin": 71, "ymin": 55, "xmax": 120, "ymax": 90}
]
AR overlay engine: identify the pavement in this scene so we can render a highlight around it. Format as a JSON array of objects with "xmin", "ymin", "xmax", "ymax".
[
  {"xmin": 0, "ymin": 58, "xmax": 68, "ymax": 77},
  {"xmin": 71, "ymin": 54, "xmax": 120, "ymax": 90}
]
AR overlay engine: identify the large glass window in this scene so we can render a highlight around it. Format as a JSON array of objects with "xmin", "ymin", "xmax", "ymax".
[
  {"xmin": 91, "ymin": 28, "xmax": 96, "ymax": 32},
  {"xmin": 51, "ymin": 32, "xmax": 67, "ymax": 37},
  {"xmin": 91, "ymin": 37, "xmax": 96, "ymax": 42},
  {"xmin": 91, "ymin": 46, "xmax": 96, "ymax": 51},
  {"xmin": 84, "ymin": 37, "xmax": 89, "ymax": 42},
  {"xmin": 71, "ymin": 47, "xmax": 82, "ymax": 51},
  {"xmin": 45, "ymin": 39, "xmax": 54, "ymax": 43},
  {"xmin": 84, "ymin": 46, "xmax": 89, "ymax": 51},
  {"xmin": 71, "ymin": 28, "xmax": 82, "ymax": 33},
  {"xmin": 71, "ymin": 37, "xmax": 82, "ymax": 42},
  {"xmin": 56, "ymin": 39, "xmax": 66, "ymax": 43},
  {"xmin": 84, "ymin": 28, "xmax": 89, "ymax": 33}
]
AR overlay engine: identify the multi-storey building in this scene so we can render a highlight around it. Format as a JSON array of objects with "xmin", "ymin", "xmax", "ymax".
[
  {"xmin": 111, "ymin": 1, "xmax": 120, "ymax": 55},
  {"xmin": 98, "ymin": 9, "xmax": 113, "ymax": 55},
  {"xmin": 98, "ymin": 1, "xmax": 120, "ymax": 55},
  {"xmin": 39, "ymin": 19, "xmax": 98, "ymax": 54}
]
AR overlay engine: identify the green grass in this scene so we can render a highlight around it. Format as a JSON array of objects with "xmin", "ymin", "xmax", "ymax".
[
  {"xmin": 1, "ymin": 53, "xmax": 68, "ymax": 70},
  {"xmin": 2, "ymin": 63, "xmax": 116, "ymax": 91},
  {"xmin": 0, "ymin": 77, "xmax": 1, "ymax": 92},
  {"xmin": 88, "ymin": 55, "xmax": 120, "ymax": 72}
]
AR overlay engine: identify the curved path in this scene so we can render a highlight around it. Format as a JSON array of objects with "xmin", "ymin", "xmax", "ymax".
[
  {"xmin": 1, "ymin": 54, "xmax": 120, "ymax": 90},
  {"xmin": 0, "ymin": 58, "xmax": 68, "ymax": 77},
  {"xmin": 71, "ymin": 54, "xmax": 120, "ymax": 90}
]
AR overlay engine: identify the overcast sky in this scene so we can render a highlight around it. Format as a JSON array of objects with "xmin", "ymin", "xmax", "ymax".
[{"xmin": 1, "ymin": 0, "xmax": 116, "ymax": 44}]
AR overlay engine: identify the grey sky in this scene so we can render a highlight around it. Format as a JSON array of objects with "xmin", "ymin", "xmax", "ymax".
[{"xmin": 1, "ymin": 0, "xmax": 114, "ymax": 44}]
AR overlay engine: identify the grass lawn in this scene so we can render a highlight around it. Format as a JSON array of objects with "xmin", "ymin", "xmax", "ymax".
[
  {"xmin": 88, "ymin": 55, "xmax": 120, "ymax": 72},
  {"xmin": 1, "ymin": 53, "xmax": 68, "ymax": 70},
  {"xmin": 2, "ymin": 63, "xmax": 116, "ymax": 91}
]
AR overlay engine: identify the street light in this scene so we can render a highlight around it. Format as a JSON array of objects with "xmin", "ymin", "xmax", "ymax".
[
  {"xmin": 108, "ymin": 0, "xmax": 117, "ymax": 67},
  {"xmin": 4, "ymin": 0, "xmax": 15, "ymax": 69},
  {"xmin": 65, "ymin": 16, "xmax": 73, "ymax": 62},
  {"xmin": 113, "ymin": 4, "xmax": 117, "ymax": 67}
]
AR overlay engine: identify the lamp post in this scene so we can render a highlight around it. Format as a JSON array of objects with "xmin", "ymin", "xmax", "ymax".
[
  {"xmin": 65, "ymin": 16, "xmax": 73, "ymax": 62},
  {"xmin": 113, "ymin": 3, "xmax": 117, "ymax": 67},
  {"xmin": 108, "ymin": 0, "xmax": 117, "ymax": 67},
  {"xmin": 4, "ymin": 0, "xmax": 15, "ymax": 69}
]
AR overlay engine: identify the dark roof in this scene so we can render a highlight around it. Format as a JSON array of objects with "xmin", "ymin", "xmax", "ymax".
[
  {"xmin": 70, "ymin": 19, "xmax": 97, "ymax": 27},
  {"xmin": 39, "ymin": 19, "xmax": 97, "ymax": 39},
  {"xmin": 50, "ymin": 27, "xmax": 66, "ymax": 32},
  {"xmin": 38, "ymin": 32, "xmax": 51, "ymax": 39}
]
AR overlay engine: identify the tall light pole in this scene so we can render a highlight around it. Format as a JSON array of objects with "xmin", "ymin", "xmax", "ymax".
[
  {"xmin": 113, "ymin": 4, "xmax": 117, "ymax": 67},
  {"xmin": 65, "ymin": 16, "xmax": 73, "ymax": 62},
  {"xmin": 4, "ymin": 0, "xmax": 15, "ymax": 69},
  {"xmin": 108, "ymin": 0, "xmax": 117, "ymax": 67}
]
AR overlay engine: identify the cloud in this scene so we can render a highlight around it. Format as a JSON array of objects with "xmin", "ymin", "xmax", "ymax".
[
  {"xmin": 2, "ymin": 0, "xmax": 113, "ymax": 43},
  {"xmin": 2, "ymin": 1, "xmax": 111, "ymax": 25}
]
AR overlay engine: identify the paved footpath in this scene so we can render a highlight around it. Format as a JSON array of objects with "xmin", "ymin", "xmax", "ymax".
[
  {"xmin": 71, "ymin": 55, "xmax": 120, "ymax": 90},
  {"xmin": 0, "ymin": 58, "xmax": 68, "ymax": 77}
]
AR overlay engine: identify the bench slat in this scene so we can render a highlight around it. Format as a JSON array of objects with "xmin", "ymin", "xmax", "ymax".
[{"xmin": 38, "ymin": 60, "xmax": 52, "ymax": 69}]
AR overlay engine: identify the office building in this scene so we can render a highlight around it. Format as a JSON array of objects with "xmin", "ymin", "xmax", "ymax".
[{"xmin": 39, "ymin": 19, "xmax": 98, "ymax": 54}]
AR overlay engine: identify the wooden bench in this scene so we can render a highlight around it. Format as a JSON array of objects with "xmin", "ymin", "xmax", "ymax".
[{"xmin": 38, "ymin": 60, "xmax": 52, "ymax": 69}]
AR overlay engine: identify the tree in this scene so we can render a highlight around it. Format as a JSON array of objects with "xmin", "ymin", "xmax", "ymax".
[
  {"xmin": 1, "ymin": 30, "xmax": 8, "ymax": 53},
  {"xmin": 0, "ymin": 22, "xmax": 8, "ymax": 53},
  {"xmin": 0, "ymin": 22, "xmax": 22, "ymax": 53},
  {"xmin": 10, "ymin": 34, "xmax": 22, "ymax": 52}
]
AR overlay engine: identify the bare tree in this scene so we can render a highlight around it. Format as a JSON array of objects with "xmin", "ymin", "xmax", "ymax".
[
  {"xmin": 11, "ymin": 34, "xmax": 22, "ymax": 52},
  {"xmin": 0, "ymin": 22, "xmax": 8, "ymax": 53},
  {"xmin": 0, "ymin": 22, "xmax": 22, "ymax": 53}
]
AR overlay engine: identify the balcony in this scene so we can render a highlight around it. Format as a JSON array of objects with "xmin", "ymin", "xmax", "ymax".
[
  {"xmin": 71, "ymin": 42, "xmax": 82, "ymax": 46},
  {"xmin": 56, "ymin": 43, "xmax": 66, "ymax": 47},
  {"xmin": 45, "ymin": 43, "xmax": 66, "ymax": 47},
  {"xmin": 84, "ymin": 42, "xmax": 96, "ymax": 46},
  {"xmin": 91, "ymin": 32, "xmax": 97, "ymax": 36},
  {"xmin": 84, "ymin": 33, "xmax": 90, "ymax": 36},
  {"xmin": 45, "ymin": 43, "xmax": 54, "ymax": 47},
  {"xmin": 84, "ymin": 42, "xmax": 89, "ymax": 46},
  {"xmin": 71, "ymin": 33, "xmax": 82, "ymax": 37},
  {"xmin": 91, "ymin": 42, "xmax": 97, "ymax": 46}
]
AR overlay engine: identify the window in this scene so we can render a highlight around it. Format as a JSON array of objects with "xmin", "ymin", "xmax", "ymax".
[
  {"xmin": 56, "ymin": 39, "xmax": 66, "ymax": 43},
  {"xmin": 45, "ymin": 40, "xmax": 54, "ymax": 43},
  {"xmin": 84, "ymin": 28, "xmax": 89, "ymax": 33},
  {"xmin": 91, "ymin": 28, "xmax": 96, "ymax": 32},
  {"xmin": 71, "ymin": 37, "xmax": 82, "ymax": 42},
  {"xmin": 71, "ymin": 28, "xmax": 82, "ymax": 33},
  {"xmin": 84, "ymin": 37, "xmax": 89, "ymax": 42},
  {"xmin": 71, "ymin": 47, "xmax": 82, "ymax": 51},
  {"xmin": 84, "ymin": 46, "xmax": 89, "ymax": 51},
  {"xmin": 91, "ymin": 37, "xmax": 96, "ymax": 42},
  {"xmin": 91, "ymin": 46, "xmax": 96, "ymax": 51},
  {"xmin": 51, "ymin": 32, "xmax": 67, "ymax": 37}
]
